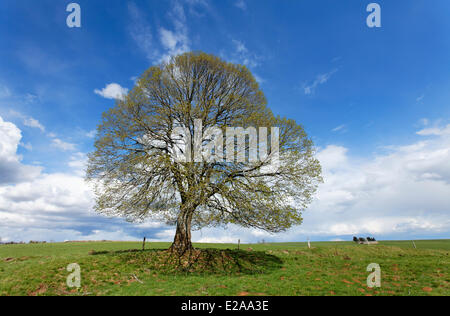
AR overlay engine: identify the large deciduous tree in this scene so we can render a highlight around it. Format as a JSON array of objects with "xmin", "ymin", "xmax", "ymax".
[{"xmin": 87, "ymin": 52, "xmax": 322, "ymax": 255}]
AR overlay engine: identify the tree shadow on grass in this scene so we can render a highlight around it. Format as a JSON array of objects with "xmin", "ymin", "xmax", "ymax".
[{"xmin": 90, "ymin": 248, "xmax": 283, "ymax": 276}]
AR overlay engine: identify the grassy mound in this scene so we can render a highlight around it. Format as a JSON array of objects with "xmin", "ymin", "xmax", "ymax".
[{"xmin": 93, "ymin": 248, "xmax": 283, "ymax": 275}]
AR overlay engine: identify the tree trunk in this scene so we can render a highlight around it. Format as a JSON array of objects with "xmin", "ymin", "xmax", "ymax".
[{"xmin": 169, "ymin": 205, "xmax": 194, "ymax": 255}]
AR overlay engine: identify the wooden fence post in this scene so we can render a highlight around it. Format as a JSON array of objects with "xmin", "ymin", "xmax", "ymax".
[
  {"xmin": 142, "ymin": 237, "xmax": 146, "ymax": 251},
  {"xmin": 238, "ymin": 239, "xmax": 240, "ymax": 250}
]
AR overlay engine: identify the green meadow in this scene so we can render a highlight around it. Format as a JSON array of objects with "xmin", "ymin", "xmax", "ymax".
[{"xmin": 0, "ymin": 240, "xmax": 448, "ymax": 296}]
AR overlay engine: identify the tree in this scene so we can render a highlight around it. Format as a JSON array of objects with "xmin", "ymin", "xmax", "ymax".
[{"xmin": 87, "ymin": 52, "xmax": 322, "ymax": 255}]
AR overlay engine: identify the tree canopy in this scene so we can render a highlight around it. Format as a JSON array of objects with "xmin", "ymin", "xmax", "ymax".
[{"xmin": 87, "ymin": 52, "xmax": 322, "ymax": 255}]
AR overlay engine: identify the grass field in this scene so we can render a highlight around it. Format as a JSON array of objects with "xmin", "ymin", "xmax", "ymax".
[{"xmin": 0, "ymin": 240, "xmax": 448, "ymax": 296}]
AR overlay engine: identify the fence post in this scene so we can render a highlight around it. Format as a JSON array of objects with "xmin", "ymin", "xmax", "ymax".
[
  {"xmin": 142, "ymin": 237, "xmax": 146, "ymax": 251},
  {"xmin": 238, "ymin": 239, "xmax": 240, "ymax": 250}
]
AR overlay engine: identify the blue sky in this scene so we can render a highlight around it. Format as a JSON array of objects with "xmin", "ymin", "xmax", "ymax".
[{"xmin": 0, "ymin": 0, "xmax": 449, "ymax": 243}]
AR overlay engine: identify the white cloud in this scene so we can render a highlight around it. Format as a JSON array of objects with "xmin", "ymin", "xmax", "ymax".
[
  {"xmin": 68, "ymin": 152, "xmax": 87, "ymax": 176},
  {"xmin": 253, "ymin": 74, "xmax": 265, "ymax": 84},
  {"xmin": 20, "ymin": 142, "xmax": 33, "ymax": 151},
  {"xmin": 233, "ymin": 39, "xmax": 247, "ymax": 54},
  {"xmin": 331, "ymin": 124, "xmax": 347, "ymax": 133},
  {"xmin": 303, "ymin": 69, "xmax": 338, "ymax": 95},
  {"xmin": 51, "ymin": 138, "xmax": 76, "ymax": 151},
  {"xmin": 7, "ymin": 110, "xmax": 45, "ymax": 132},
  {"xmin": 159, "ymin": 27, "xmax": 190, "ymax": 63},
  {"xmin": 219, "ymin": 39, "xmax": 263, "ymax": 83},
  {"xmin": 0, "ymin": 116, "xmax": 42, "ymax": 185},
  {"xmin": 0, "ymin": 116, "xmax": 142, "ymax": 243},
  {"xmin": 230, "ymin": 39, "xmax": 260, "ymax": 68},
  {"xmin": 135, "ymin": 220, "xmax": 165, "ymax": 230},
  {"xmin": 317, "ymin": 145, "xmax": 348, "ymax": 170},
  {"xmin": 416, "ymin": 124, "xmax": 450, "ymax": 136},
  {"xmin": 287, "ymin": 128, "xmax": 450, "ymax": 238},
  {"xmin": 128, "ymin": 0, "xmax": 193, "ymax": 63},
  {"xmin": 160, "ymin": 28, "xmax": 179, "ymax": 51},
  {"xmin": 23, "ymin": 117, "xmax": 45, "ymax": 132},
  {"xmin": 150, "ymin": 229, "xmax": 176, "ymax": 241},
  {"xmin": 85, "ymin": 130, "xmax": 96, "ymax": 138},
  {"xmin": 94, "ymin": 83, "xmax": 129, "ymax": 100},
  {"xmin": 158, "ymin": 1, "xmax": 190, "ymax": 63}
]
